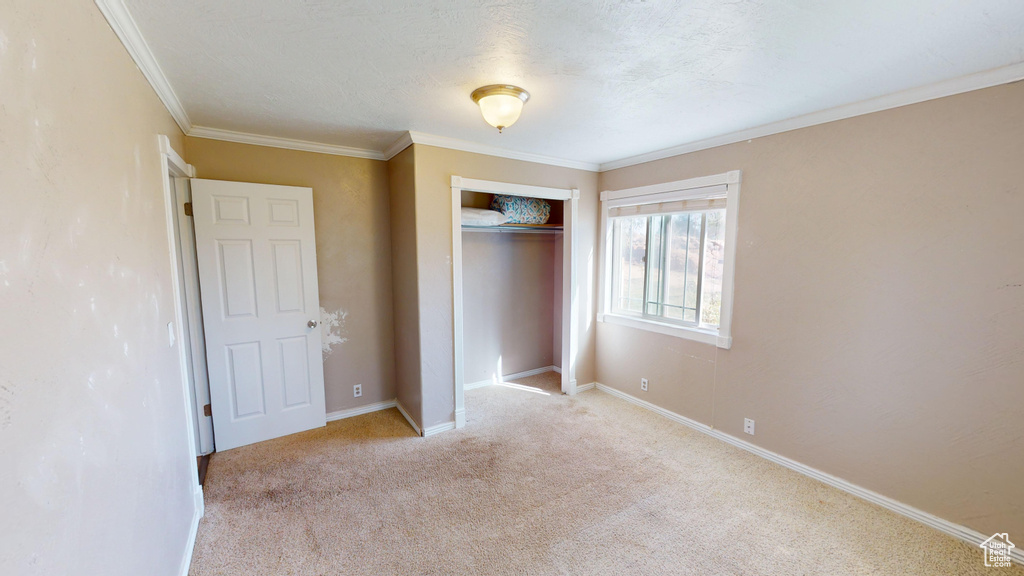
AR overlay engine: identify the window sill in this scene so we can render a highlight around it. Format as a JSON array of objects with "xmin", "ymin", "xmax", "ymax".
[{"xmin": 597, "ymin": 313, "xmax": 733, "ymax": 349}]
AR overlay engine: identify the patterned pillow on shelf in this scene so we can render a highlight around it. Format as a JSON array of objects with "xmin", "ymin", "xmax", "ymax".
[{"xmin": 489, "ymin": 195, "xmax": 551, "ymax": 224}]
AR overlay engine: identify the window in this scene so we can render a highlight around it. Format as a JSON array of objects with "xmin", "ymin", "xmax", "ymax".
[
  {"xmin": 611, "ymin": 209, "xmax": 725, "ymax": 326},
  {"xmin": 599, "ymin": 171, "xmax": 740, "ymax": 348}
]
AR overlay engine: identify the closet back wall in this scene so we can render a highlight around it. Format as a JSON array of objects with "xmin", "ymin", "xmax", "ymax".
[
  {"xmin": 462, "ymin": 231, "xmax": 557, "ymax": 384},
  {"xmin": 184, "ymin": 137, "xmax": 396, "ymax": 414}
]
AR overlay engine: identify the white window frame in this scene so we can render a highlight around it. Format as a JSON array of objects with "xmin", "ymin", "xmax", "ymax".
[{"xmin": 598, "ymin": 170, "xmax": 741, "ymax": 349}]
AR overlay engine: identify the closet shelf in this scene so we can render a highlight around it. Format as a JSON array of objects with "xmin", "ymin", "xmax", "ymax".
[{"xmin": 462, "ymin": 223, "xmax": 563, "ymax": 235}]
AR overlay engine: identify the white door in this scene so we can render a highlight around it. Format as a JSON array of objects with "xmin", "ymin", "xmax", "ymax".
[
  {"xmin": 169, "ymin": 177, "xmax": 215, "ymax": 455},
  {"xmin": 191, "ymin": 179, "xmax": 326, "ymax": 451}
]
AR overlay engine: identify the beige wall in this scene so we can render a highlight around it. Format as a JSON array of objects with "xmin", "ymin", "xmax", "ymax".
[
  {"xmin": 387, "ymin": 146, "xmax": 423, "ymax": 425},
  {"xmin": 462, "ymin": 231, "xmax": 557, "ymax": 382},
  {"xmin": 184, "ymin": 138, "xmax": 396, "ymax": 414},
  {"xmin": 597, "ymin": 82, "xmax": 1024, "ymax": 539},
  {"xmin": 410, "ymin": 144, "xmax": 599, "ymax": 428},
  {"xmin": 0, "ymin": 1, "xmax": 197, "ymax": 574}
]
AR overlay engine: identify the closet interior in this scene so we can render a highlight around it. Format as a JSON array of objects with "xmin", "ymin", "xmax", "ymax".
[{"xmin": 460, "ymin": 190, "xmax": 564, "ymax": 388}]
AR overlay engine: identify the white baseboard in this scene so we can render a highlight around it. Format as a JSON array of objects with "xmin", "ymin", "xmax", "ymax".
[
  {"xmin": 423, "ymin": 421, "xmax": 456, "ymax": 437},
  {"xmin": 193, "ymin": 485, "xmax": 204, "ymax": 520},
  {"xmin": 326, "ymin": 399, "xmax": 397, "ymax": 422},
  {"xmin": 329, "ymin": 397, "xmax": 455, "ymax": 438},
  {"xmin": 395, "ymin": 400, "xmax": 421, "ymax": 436},
  {"xmin": 178, "ymin": 486, "xmax": 204, "ymax": 576},
  {"xmin": 593, "ymin": 383, "xmax": 1022, "ymax": 565},
  {"xmin": 506, "ymin": 365, "xmax": 558, "ymax": 381},
  {"xmin": 455, "ymin": 408, "xmax": 466, "ymax": 429},
  {"xmin": 575, "ymin": 382, "xmax": 595, "ymax": 393},
  {"xmin": 465, "ymin": 365, "xmax": 559, "ymax": 390},
  {"xmin": 552, "ymin": 365, "xmax": 562, "ymax": 374},
  {"xmin": 464, "ymin": 378, "xmax": 495, "ymax": 391}
]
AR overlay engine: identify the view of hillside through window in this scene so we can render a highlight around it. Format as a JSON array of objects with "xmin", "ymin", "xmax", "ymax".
[{"xmin": 611, "ymin": 209, "xmax": 725, "ymax": 328}]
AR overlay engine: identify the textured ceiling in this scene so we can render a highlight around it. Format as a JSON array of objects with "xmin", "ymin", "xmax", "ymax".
[{"xmin": 124, "ymin": 0, "xmax": 1024, "ymax": 165}]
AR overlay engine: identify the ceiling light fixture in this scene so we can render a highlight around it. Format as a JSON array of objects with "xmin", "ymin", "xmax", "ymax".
[{"xmin": 471, "ymin": 85, "xmax": 530, "ymax": 133}]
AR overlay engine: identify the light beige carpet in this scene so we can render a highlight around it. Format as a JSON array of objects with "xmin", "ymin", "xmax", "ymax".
[{"xmin": 189, "ymin": 372, "xmax": 1020, "ymax": 575}]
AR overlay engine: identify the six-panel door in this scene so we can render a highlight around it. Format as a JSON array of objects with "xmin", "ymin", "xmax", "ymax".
[{"xmin": 190, "ymin": 179, "xmax": 326, "ymax": 451}]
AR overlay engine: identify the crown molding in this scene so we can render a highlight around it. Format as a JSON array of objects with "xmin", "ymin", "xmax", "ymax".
[
  {"xmin": 384, "ymin": 132, "xmax": 415, "ymax": 160},
  {"xmin": 385, "ymin": 130, "xmax": 599, "ymax": 171},
  {"xmin": 405, "ymin": 131, "xmax": 600, "ymax": 172},
  {"xmin": 188, "ymin": 126, "xmax": 386, "ymax": 160},
  {"xmin": 599, "ymin": 60, "xmax": 1024, "ymax": 172},
  {"xmin": 188, "ymin": 126, "xmax": 600, "ymax": 170},
  {"xmin": 95, "ymin": 0, "xmax": 191, "ymax": 134},
  {"xmin": 97, "ymin": 0, "xmax": 1024, "ymax": 174}
]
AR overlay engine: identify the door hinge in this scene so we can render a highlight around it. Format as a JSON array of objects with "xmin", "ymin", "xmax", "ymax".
[
  {"xmin": 183, "ymin": 202, "xmax": 193, "ymax": 217},
  {"xmin": 203, "ymin": 403, "xmax": 212, "ymax": 417}
]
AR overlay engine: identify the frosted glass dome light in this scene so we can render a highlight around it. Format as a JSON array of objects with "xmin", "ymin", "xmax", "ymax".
[{"xmin": 471, "ymin": 85, "xmax": 530, "ymax": 133}]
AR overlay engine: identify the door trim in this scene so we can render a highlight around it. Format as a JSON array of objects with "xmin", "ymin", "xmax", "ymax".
[
  {"xmin": 450, "ymin": 176, "xmax": 581, "ymax": 431},
  {"xmin": 158, "ymin": 135, "xmax": 204, "ymax": 576}
]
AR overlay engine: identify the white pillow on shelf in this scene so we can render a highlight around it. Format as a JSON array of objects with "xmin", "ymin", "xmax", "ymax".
[{"xmin": 461, "ymin": 207, "xmax": 509, "ymax": 227}]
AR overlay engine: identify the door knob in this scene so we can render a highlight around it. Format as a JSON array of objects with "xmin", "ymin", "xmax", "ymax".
[{"xmin": 308, "ymin": 320, "xmax": 318, "ymax": 328}]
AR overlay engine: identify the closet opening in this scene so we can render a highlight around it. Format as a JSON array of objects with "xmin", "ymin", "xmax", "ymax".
[{"xmin": 450, "ymin": 176, "xmax": 580, "ymax": 429}]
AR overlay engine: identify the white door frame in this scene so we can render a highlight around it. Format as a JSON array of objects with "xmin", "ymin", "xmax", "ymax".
[
  {"xmin": 157, "ymin": 136, "xmax": 205, "ymax": 521},
  {"xmin": 450, "ymin": 176, "xmax": 580, "ymax": 428}
]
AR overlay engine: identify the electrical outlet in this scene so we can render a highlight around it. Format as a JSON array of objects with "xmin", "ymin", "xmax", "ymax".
[
  {"xmin": 641, "ymin": 378, "xmax": 649, "ymax": 392},
  {"xmin": 353, "ymin": 384, "xmax": 362, "ymax": 398},
  {"xmin": 744, "ymin": 418, "xmax": 755, "ymax": 435}
]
